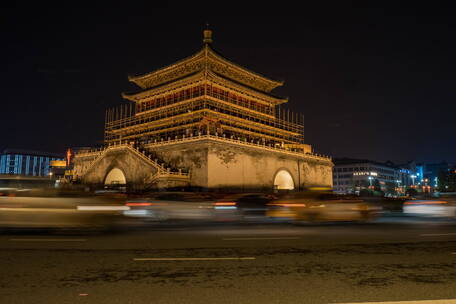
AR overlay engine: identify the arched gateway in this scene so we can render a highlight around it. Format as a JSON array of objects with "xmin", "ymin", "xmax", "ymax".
[
  {"xmin": 104, "ymin": 168, "xmax": 126, "ymax": 186},
  {"xmin": 273, "ymin": 169, "xmax": 295, "ymax": 190}
]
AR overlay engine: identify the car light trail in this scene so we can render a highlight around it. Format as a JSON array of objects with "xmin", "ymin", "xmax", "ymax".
[
  {"xmin": 125, "ymin": 202, "xmax": 153, "ymax": 206},
  {"xmin": 213, "ymin": 202, "xmax": 236, "ymax": 206},
  {"xmin": 336, "ymin": 299, "xmax": 456, "ymax": 304},
  {"xmin": 77, "ymin": 206, "xmax": 130, "ymax": 211},
  {"xmin": 404, "ymin": 200, "xmax": 448, "ymax": 205},
  {"xmin": 0, "ymin": 208, "xmax": 75, "ymax": 213}
]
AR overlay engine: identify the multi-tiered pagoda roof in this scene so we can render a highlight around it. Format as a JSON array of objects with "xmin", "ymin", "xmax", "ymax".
[{"xmin": 105, "ymin": 29, "xmax": 306, "ymax": 152}]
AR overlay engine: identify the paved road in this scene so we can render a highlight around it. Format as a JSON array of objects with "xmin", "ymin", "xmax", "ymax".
[{"xmin": 1, "ymin": 219, "xmax": 456, "ymax": 304}]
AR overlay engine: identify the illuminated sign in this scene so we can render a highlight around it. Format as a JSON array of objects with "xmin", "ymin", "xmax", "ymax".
[
  {"xmin": 50, "ymin": 160, "xmax": 66, "ymax": 168},
  {"xmin": 354, "ymin": 172, "xmax": 369, "ymax": 176},
  {"xmin": 353, "ymin": 172, "xmax": 378, "ymax": 176}
]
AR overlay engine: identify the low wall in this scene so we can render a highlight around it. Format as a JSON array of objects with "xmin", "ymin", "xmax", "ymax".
[
  {"xmin": 150, "ymin": 139, "xmax": 333, "ymax": 191},
  {"xmin": 74, "ymin": 139, "xmax": 333, "ymax": 191},
  {"xmin": 207, "ymin": 142, "xmax": 332, "ymax": 190}
]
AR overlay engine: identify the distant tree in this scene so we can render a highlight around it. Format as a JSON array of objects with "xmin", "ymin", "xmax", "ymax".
[
  {"xmin": 385, "ymin": 181, "xmax": 396, "ymax": 195},
  {"xmin": 352, "ymin": 180, "xmax": 368, "ymax": 193},
  {"xmin": 359, "ymin": 180, "xmax": 369, "ymax": 188},
  {"xmin": 444, "ymin": 169, "xmax": 456, "ymax": 192},
  {"xmin": 406, "ymin": 188, "xmax": 418, "ymax": 196},
  {"xmin": 375, "ymin": 190, "xmax": 385, "ymax": 197},
  {"xmin": 373, "ymin": 179, "xmax": 382, "ymax": 192},
  {"xmin": 437, "ymin": 169, "xmax": 456, "ymax": 192},
  {"xmin": 437, "ymin": 170, "xmax": 448, "ymax": 191},
  {"xmin": 359, "ymin": 189, "xmax": 372, "ymax": 197}
]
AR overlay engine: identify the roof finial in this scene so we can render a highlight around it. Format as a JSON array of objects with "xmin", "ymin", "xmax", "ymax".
[{"xmin": 203, "ymin": 23, "xmax": 213, "ymax": 44}]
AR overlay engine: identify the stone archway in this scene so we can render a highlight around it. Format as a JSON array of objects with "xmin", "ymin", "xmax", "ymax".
[
  {"xmin": 78, "ymin": 147, "xmax": 162, "ymax": 189},
  {"xmin": 273, "ymin": 169, "xmax": 295, "ymax": 190},
  {"xmin": 104, "ymin": 168, "xmax": 126, "ymax": 185}
]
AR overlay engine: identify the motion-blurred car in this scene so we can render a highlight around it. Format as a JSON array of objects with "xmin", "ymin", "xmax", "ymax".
[
  {"xmin": 215, "ymin": 193, "xmax": 277, "ymax": 221},
  {"xmin": 0, "ymin": 195, "xmax": 127, "ymax": 230},
  {"xmin": 402, "ymin": 199, "xmax": 456, "ymax": 218},
  {"xmin": 123, "ymin": 192, "xmax": 239, "ymax": 222},
  {"xmin": 266, "ymin": 191, "xmax": 381, "ymax": 223}
]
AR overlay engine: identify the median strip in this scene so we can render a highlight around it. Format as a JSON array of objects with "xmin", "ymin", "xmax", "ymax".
[
  {"xmin": 223, "ymin": 237, "xmax": 300, "ymax": 241},
  {"xmin": 133, "ymin": 257, "xmax": 255, "ymax": 261}
]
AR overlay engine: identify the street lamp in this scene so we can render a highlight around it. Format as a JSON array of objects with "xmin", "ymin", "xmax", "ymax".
[
  {"xmin": 396, "ymin": 179, "xmax": 402, "ymax": 194},
  {"xmin": 410, "ymin": 174, "xmax": 416, "ymax": 185},
  {"xmin": 368, "ymin": 176, "xmax": 373, "ymax": 188}
]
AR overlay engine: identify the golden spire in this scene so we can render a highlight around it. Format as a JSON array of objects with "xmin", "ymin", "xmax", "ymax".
[{"xmin": 203, "ymin": 23, "xmax": 213, "ymax": 44}]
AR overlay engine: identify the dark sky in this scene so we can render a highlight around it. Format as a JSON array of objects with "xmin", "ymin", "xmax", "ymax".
[{"xmin": 2, "ymin": 3, "xmax": 455, "ymax": 164}]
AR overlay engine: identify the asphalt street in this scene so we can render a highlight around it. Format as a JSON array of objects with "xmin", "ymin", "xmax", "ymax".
[{"xmin": 1, "ymin": 218, "xmax": 456, "ymax": 304}]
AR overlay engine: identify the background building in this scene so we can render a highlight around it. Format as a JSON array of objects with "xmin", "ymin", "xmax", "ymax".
[
  {"xmin": 0, "ymin": 149, "xmax": 64, "ymax": 177},
  {"xmin": 333, "ymin": 158, "xmax": 456, "ymax": 195},
  {"xmin": 333, "ymin": 158, "xmax": 411, "ymax": 195},
  {"xmin": 416, "ymin": 162, "xmax": 450, "ymax": 189}
]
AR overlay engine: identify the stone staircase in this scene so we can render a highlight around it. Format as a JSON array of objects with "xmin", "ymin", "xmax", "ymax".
[
  {"xmin": 132, "ymin": 146, "xmax": 191, "ymax": 183},
  {"xmin": 80, "ymin": 143, "xmax": 190, "ymax": 184}
]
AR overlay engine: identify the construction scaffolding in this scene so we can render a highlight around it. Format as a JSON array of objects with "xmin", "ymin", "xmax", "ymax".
[{"xmin": 105, "ymin": 98, "xmax": 305, "ymax": 150}]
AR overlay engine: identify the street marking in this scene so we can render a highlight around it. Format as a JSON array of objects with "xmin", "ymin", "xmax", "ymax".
[
  {"xmin": 335, "ymin": 299, "xmax": 456, "ymax": 304},
  {"xmin": 420, "ymin": 233, "xmax": 456, "ymax": 237},
  {"xmin": 223, "ymin": 237, "xmax": 300, "ymax": 241},
  {"xmin": 133, "ymin": 257, "xmax": 255, "ymax": 261},
  {"xmin": 9, "ymin": 238, "xmax": 86, "ymax": 242}
]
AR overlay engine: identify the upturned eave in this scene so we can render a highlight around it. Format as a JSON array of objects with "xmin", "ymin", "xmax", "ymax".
[{"xmin": 127, "ymin": 44, "xmax": 284, "ymax": 93}]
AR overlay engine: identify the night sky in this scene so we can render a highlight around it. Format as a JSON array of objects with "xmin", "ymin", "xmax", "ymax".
[{"xmin": 2, "ymin": 3, "xmax": 455, "ymax": 164}]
